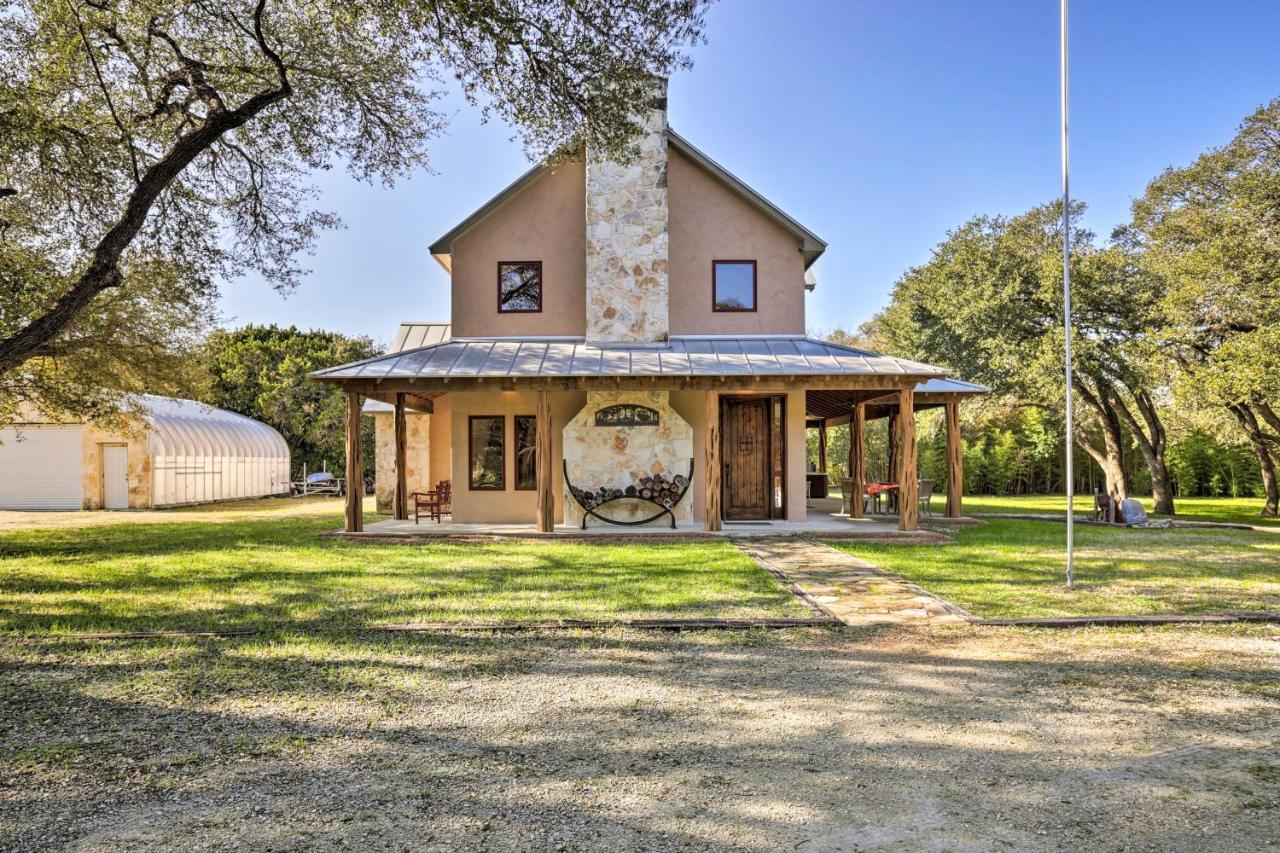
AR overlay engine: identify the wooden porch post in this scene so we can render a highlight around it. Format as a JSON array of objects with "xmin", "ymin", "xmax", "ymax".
[
  {"xmin": 945, "ymin": 399, "xmax": 963, "ymax": 518},
  {"xmin": 393, "ymin": 392, "xmax": 408, "ymax": 521},
  {"xmin": 535, "ymin": 390, "xmax": 554, "ymax": 533},
  {"xmin": 848, "ymin": 402, "xmax": 865, "ymax": 519},
  {"xmin": 887, "ymin": 411, "xmax": 899, "ymax": 483},
  {"xmin": 897, "ymin": 386, "xmax": 918, "ymax": 531},
  {"xmin": 704, "ymin": 390, "xmax": 721, "ymax": 531},
  {"xmin": 344, "ymin": 390, "xmax": 363, "ymax": 533},
  {"xmin": 816, "ymin": 418, "xmax": 828, "ymax": 476}
]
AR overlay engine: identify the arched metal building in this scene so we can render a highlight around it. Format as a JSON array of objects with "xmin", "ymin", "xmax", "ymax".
[
  {"xmin": 143, "ymin": 396, "xmax": 291, "ymax": 507},
  {"xmin": 0, "ymin": 395, "xmax": 290, "ymax": 510}
]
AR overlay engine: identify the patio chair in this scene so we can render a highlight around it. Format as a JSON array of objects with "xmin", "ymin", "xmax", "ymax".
[
  {"xmin": 917, "ymin": 479, "xmax": 934, "ymax": 517},
  {"xmin": 413, "ymin": 480, "xmax": 452, "ymax": 524}
]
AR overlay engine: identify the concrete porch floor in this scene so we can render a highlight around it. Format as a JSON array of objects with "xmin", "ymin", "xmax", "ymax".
[{"xmin": 358, "ymin": 498, "xmax": 925, "ymax": 538}]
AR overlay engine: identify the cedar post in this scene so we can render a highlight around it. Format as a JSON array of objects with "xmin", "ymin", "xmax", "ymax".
[
  {"xmin": 945, "ymin": 399, "xmax": 963, "ymax": 518},
  {"xmin": 344, "ymin": 390, "xmax": 363, "ymax": 533},
  {"xmin": 848, "ymin": 402, "xmax": 865, "ymax": 519},
  {"xmin": 897, "ymin": 386, "xmax": 918, "ymax": 531},
  {"xmin": 704, "ymin": 391, "xmax": 721, "ymax": 531},
  {"xmin": 393, "ymin": 392, "xmax": 408, "ymax": 521},
  {"xmin": 887, "ymin": 411, "xmax": 899, "ymax": 483},
  {"xmin": 535, "ymin": 390, "xmax": 554, "ymax": 533},
  {"xmin": 817, "ymin": 418, "xmax": 828, "ymax": 480}
]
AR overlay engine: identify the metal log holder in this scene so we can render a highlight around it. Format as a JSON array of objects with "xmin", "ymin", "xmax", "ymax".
[{"xmin": 563, "ymin": 458, "xmax": 694, "ymax": 529}]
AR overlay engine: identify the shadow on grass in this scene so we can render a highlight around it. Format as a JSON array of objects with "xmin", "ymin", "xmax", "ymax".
[{"xmin": 2, "ymin": 627, "xmax": 1277, "ymax": 849}]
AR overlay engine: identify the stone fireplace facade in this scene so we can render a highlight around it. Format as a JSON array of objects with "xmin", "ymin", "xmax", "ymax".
[{"xmin": 562, "ymin": 390, "xmax": 694, "ymax": 527}]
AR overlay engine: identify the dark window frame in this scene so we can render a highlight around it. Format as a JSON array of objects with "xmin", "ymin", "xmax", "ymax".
[
  {"xmin": 514, "ymin": 414, "xmax": 537, "ymax": 491},
  {"xmin": 497, "ymin": 261, "xmax": 543, "ymax": 313},
  {"xmin": 467, "ymin": 415, "xmax": 506, "ymax": 491},
  {"xmin": 712, "ymin": 259, "xmax": 758, "ymax": 313}
]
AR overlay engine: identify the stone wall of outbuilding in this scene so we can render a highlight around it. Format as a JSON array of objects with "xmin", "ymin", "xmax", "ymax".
[{"xmin": 81, "ymin": 420, "xmax": 152, "ymax": 509}]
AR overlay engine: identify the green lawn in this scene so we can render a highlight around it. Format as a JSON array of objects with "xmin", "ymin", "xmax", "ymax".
[
  {"xmin": 955, "ymin": 494, "xmax": 1279, "ymax": 527},
  {"xmin": 0, "ymin": 500, "xmax": 806, "ymax": 635},
  {"xmin": 828, "ymin": 518, "xmax": 1280, "ymax": 619}
]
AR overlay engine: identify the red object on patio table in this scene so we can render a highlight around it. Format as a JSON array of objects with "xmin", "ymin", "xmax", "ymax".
[{"xmin": 865, "ymin": 482, "xmax": 899, "ymax": 514}]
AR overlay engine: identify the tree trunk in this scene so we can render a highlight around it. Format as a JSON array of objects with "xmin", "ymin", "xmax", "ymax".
[
  {"xmin": 1074, "ymin": 378, "xmax": 1131, "ymax": 500},
  {"xmin": 1230, "ymin": 402, "xmax": 1279, "ymax": 518},
  {"xmin": 1108, "ymin": 384, "xmax": 1174, "ymax": 514}
]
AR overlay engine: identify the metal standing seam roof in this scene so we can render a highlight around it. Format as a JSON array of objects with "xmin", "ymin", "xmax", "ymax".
[
  {"xmin": 911, "ymin": 378, "xmax": 990, "ymax": 395},
  {"xmin": 389, "ymin": 322, "xmax": 451, "ymax": 352},
  {"xmin": 136, "ymin": 395, "xmax": 290, "ymax": 458},
  {"xmin": 313, "ymin": 336, "xmax": 951, "ymax": 383}
]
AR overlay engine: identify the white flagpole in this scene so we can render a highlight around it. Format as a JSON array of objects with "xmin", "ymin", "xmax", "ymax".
[{"xmin": 1061, "ymin": 0, "xmax": 1075, "ymax": 588}]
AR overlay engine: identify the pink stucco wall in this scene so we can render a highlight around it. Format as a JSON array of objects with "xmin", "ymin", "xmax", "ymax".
[
  {"xmin": 449, "ymin": 160, "xmax": 587, "ymax": 338},
  {"xmin": 667, "ymin": 147, "xmax": 807, "ymax": 336}
]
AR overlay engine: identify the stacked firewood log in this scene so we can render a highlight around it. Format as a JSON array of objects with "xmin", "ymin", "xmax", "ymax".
[{"xmin": 569, "ymin": 471, "xmax": 690, "ymax": 510}]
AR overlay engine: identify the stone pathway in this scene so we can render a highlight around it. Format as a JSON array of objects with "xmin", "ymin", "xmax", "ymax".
[{"xmin": 735, "ymin": 537, "xmax": 973, "ymax": 626}]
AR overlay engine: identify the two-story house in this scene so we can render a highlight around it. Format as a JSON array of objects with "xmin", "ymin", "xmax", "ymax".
[{"xmin": 313, "ymin": 82, "xmax": 983, "ymax": 534}]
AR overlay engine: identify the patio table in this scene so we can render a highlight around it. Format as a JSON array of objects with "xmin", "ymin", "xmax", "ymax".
[{"xmin": 865, "ymin": 482, "xmax": 899, "ymax": 514}]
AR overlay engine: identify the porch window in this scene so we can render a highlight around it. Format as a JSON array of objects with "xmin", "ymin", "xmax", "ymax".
[
  {"xmin": 713, "ymin": 260, "xmax": 756, "ymax": 312},
  {"xmin": 498, "ymin": 261, "xmax": 542, "ymax": 312},
  {"xmin": 514, "ymin": 415, "xmax": 537, "ymax": 490},
  {"xmin": 468, "ymin": 415, "xmax": 505, "ymax": 490}
]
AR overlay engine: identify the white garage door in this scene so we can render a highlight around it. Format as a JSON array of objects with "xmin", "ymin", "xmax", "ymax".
[{"xmin": 0, "ymin": 426, "xmax": 84, "ymax": 510}]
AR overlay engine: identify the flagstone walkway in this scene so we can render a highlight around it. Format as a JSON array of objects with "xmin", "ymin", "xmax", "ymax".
[{"xmin": 735, "ymin": 537, "xmax": 974, "ymax": 626}]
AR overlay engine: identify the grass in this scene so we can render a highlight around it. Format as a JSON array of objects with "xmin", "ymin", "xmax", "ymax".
[
  {"xmin": 955, "ymin": 494, "xmax": 1279, "ymax": 527},
  {"xmin": 0, "ymin": 498, "xmax": 806, "ymax": 635},
  {"xmin": 827, "ymin": 518, "xmax": 1280, "ymax": 619}
]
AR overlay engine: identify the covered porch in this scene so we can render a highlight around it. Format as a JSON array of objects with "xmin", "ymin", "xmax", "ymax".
[
  {"xmin": 309, "ymin": 336, "xmax": 982, "ymax": 536},
  {"xmin": 806, "ymin": 378, "xmax": 989, "ymax": 522}
]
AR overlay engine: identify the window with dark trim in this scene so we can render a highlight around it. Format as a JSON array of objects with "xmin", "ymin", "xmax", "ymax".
[
  {"xmin": 468, "ymin": 415, "xmax": 505, "ymax": 490},
  {"xmin": 712, "ymin": 260, "xmax": 757, "ymax": 312},
  {"xmin": 514, "ymin": 415, "xmax": 537, "ymax": 491},
  {"xmin": 498, "ymin": 261, "xmax": 542, "ymax": 312}
]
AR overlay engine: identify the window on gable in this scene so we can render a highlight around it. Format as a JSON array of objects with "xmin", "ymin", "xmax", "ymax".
[
  {"xmin": 468, "ymin": 415, "xmax": 505, "ymax": 490},
  {"xmin": 498, "ymin": 261, "xmax": 542, "ymax": 312},
  {"xmin": 514, "ymin": 415, "xmax": 537, "ymax": 490},
  {"xmin": 713, "ymin": 260, "xmax": 757, "ymax": 312}
]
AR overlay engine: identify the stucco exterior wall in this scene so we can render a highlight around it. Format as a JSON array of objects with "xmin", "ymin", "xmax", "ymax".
[
  {"xmin": 450, "ymin": 160, "xmax": 587, "ymax": 338},
  {"xmin": 428, "ymin": 394, "xmax": 452, "ymax": 488},
  {"xmin": 449, "ymin": 390, "xmax": 585, "ymax": 524},
  {"xmin": 667, "ymin": 146, "xmax": 807, "ymax": 336},
  {"xmin": 372, "ymin": 412, "xmax": 431, "ymax": 514},
  {"xmin": 81, "ymin": 420, "xmax": 152, "ymax": 509},
  {"xmin": 562, "ymin": 391, "xmax": 693, "ymax": 527}
]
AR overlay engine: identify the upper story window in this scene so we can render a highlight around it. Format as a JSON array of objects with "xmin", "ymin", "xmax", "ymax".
[
  {"xmin": 713, "ymin": 260, "xmax": 757, "ymax": 312},
  {"xmin": 498, "ymin": 261, "xmax": 542, "ymax": 312}
]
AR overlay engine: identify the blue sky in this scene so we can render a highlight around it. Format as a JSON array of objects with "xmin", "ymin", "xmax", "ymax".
[{"xmin": 218, "ymin": 0, "xmax": 1280, "ymax": 347}]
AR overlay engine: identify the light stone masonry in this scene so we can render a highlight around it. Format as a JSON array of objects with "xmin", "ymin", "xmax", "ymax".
[{"xmin": 585, "ymin": 81, "xmax": 669, "ymax": 343}]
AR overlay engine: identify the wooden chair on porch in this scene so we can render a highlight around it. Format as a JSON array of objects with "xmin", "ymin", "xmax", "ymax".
[{"xmin": 412, "ymin": 480, "xmax": 451, "ymax": 524}]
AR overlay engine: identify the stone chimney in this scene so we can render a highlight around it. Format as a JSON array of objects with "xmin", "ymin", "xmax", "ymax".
[{"xmin": 585, "ymin": 79, "xmax": 669, "ymax": 343}]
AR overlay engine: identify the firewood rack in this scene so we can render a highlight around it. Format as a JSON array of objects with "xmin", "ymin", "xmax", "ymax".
[{"xmin": 563, "ymin": 459, "xmax": 694, "ymax": 529}]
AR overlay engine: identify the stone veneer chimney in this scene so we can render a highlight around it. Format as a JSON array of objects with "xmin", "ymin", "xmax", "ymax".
[{"xmin": 585, "ymin": 79, "xmax": 669, "ymax": 343}]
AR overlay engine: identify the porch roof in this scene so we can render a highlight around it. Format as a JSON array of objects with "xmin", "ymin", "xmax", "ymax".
[{"xmin": 311, "ymin": 335, "xmax": 951, "ymax": 385}]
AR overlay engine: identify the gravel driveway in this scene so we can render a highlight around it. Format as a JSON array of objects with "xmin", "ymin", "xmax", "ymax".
[{"xmin": 3, "ymin": 624, "xmax": 1278, "ymax": 851}]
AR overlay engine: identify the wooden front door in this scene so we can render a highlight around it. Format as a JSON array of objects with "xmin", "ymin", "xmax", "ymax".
[{"xmin": 721, "ymin": 397, "xmax": 771, "ymax": 520}]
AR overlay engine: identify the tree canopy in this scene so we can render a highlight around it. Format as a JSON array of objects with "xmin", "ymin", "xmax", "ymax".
[
  {"xmin": 204, "ymin": 324, "xmax": 379, "ymax": 473},
  {"xmin": 0, "ymin": 0, "xmax": 708, "ymax": 421}
]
